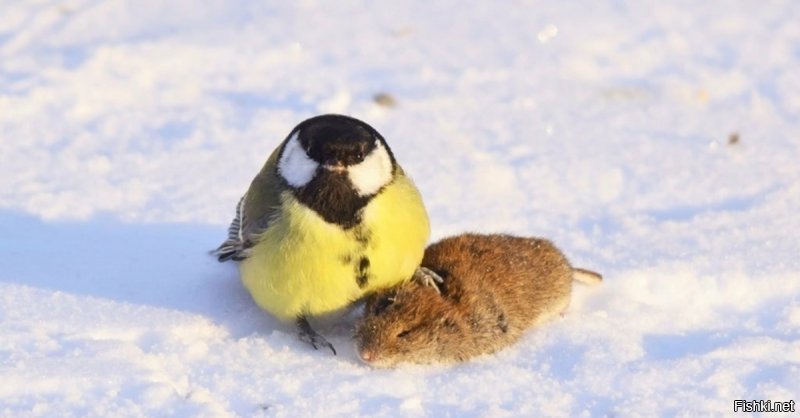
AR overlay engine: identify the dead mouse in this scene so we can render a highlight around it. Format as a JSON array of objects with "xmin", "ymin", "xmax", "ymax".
[{"xmin": 355, "ymin": 233, "xmax": 601, "ymax": 367}]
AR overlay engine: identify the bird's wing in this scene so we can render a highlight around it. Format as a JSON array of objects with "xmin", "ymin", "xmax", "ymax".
[
  {"xmin": 213, "ymin": 193, "xmax": 249, "ymax": 262},
  {"xmin": 213, "ymin": 147, "xmax": 285, "ymax": 262}
]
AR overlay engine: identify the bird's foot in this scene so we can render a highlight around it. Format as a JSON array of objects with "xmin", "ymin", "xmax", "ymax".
[
  {"xmin": 413, "ymin": 266, "xmax": 444, "ymax": 294},
  {"xmin": 297, "ymin": 317, "xmax": 337, "ymax": 355}
]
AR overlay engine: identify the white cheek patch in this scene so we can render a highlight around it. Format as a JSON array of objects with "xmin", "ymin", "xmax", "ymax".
[
  {"xmin": 278, "ymin": 133, "xmax": 318, "ymax": 187},
  {"xmin": 348, "ymin": 142, "xmax": 394, "ymax": 196}
]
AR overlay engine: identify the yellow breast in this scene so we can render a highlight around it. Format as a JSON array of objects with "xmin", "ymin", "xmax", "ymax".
[{"xmin": 239, "ymin": 174, "xmax": 430, "ymax": 322}]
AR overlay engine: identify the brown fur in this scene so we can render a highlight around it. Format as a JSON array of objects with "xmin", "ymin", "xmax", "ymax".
[{"xmin": 354, "ymin": 233, "xmax": 601, "ymax": 367}]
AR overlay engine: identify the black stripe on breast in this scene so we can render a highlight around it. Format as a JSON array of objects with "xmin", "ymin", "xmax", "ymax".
[
  {"xmin": 291, "ymin": 169, "xmax": 372, "ymax": 229},
  {"xmin": 356, "ymin": 256, "xmax": 370, "ymax": 288}
]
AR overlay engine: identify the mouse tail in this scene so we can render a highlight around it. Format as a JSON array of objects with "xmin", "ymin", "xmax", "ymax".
[{"xmin": 572, "ymin": 268, "xmax": 602, "ymax": 285}]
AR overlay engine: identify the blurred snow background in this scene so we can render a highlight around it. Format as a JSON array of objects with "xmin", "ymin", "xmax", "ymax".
[{"xmin": 1, "ymin": 0, "xmax": 799, "ymax": 416}]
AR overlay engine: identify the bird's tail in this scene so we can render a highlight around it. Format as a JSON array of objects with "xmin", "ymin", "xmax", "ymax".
[
  {"xmin": 210, "ymin": 240, "xmax": 244, "ymax": 262},
  {"xmin": 211, "ymin": 194, "xmax": 248, "ymax": 262},
  {"xmin": 572, "ymin": 268, "xmax": 602, "ymax": 285}
]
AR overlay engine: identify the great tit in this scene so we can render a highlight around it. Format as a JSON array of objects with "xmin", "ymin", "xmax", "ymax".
[{"xmin": 215, "ymin": 114, "xmax": 432, "ymax": 353}]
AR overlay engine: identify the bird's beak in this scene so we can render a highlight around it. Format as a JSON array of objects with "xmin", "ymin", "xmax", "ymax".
[{"xmin": 323, "ymin": 161, "xmax": 347, "ymax": 173}]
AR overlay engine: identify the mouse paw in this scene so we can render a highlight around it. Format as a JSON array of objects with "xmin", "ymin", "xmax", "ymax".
[
  {"xmin": 413, "ymin": 266, "xmax": 444, "ymax": 294},
  {"xmin": 297, "ymin": 317, "xmax": 337, "ymax": 355}
]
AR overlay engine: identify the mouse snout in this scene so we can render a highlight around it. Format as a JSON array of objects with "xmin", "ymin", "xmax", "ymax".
[{"xmin": 359, "ymin": 348, "xmax": 376, "ymax": 363}]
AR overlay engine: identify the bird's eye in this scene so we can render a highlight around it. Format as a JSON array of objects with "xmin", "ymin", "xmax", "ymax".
[
  {"xmin": 356, "ymin": 142, "xmax": 370, "ymax": 160},
  {"xmin": 397, "ymin": 329, "xmax": 412, "ymax": 339}
]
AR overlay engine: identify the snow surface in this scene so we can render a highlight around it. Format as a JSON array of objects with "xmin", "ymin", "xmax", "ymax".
[{"xmin": 2, "ymin": 0, "xmax": 799, "ymax": 416}]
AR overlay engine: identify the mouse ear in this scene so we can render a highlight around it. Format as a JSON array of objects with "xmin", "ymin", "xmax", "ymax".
[{"xmin": 372, "ymin": 294, "xmax": 397, "ymax": 315}]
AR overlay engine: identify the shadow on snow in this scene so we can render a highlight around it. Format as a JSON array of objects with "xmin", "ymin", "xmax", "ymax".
[{"xmin": 0, "ymin": 210, "xmax": 282, "ymax": 339}]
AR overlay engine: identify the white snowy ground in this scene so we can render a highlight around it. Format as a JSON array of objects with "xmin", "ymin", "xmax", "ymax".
[{"xmin": 2, "ymin": 0, "xmax": 799, "ymax": 416}]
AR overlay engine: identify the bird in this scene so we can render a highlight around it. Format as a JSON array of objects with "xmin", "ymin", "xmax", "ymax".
[{"xmin": 214, "ymin": 114, "xmax": 434, "ymax": 354}]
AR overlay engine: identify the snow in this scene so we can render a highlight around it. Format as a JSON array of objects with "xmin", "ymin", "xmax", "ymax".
[{"xmin": 2, "ymin": 0, "xmax": 799, "ymax": 416}]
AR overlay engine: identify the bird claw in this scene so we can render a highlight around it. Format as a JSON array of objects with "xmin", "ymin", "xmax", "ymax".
[
  {"xmin": 413, "ymin": 266, "xmax": 444, "ymax": 294},
  {"xmin": 299, "ymin": 333, "xmax": 337, "ymax": 355},
  {"xmin": 297, "ymin": 317, "xmax": 337, "ymax": 355}
]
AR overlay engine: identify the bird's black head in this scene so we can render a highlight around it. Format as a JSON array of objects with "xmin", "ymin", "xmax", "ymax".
[
  {"xmin": 298, "ymin": 116, "xmax": 378, "ymax": 169},
  {"xmin": 277, "ymin": 114, "xmax": 398, "ymax": 228}
]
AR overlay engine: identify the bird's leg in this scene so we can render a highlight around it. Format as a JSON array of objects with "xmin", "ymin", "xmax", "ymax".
[
  {"xmin": 296, "ymin": 316, "xmax": 337, "ymax": 355},
  {"xmin": 413, "ymin": 266, "xmax": 444, "ymax": 294}
]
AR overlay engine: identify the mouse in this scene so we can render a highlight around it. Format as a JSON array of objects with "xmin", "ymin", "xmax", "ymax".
[{"xmin": 354, "ymin": 233, "xmax": 601, "ymax": 367}]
